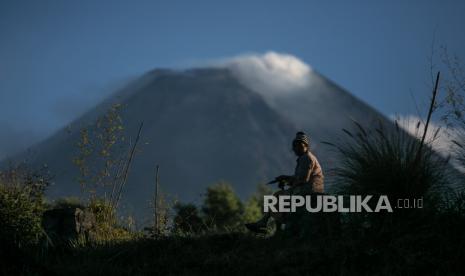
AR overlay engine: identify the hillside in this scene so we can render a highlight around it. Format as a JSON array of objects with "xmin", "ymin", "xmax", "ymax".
[{"xmin": 4, "ymin": 67, "xmax": 393, "ymax": 220}]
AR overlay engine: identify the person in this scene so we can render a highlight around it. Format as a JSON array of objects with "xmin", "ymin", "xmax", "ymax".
[{"xmin": 245, "ymin": 131, "xmax": 324, "ymax": 233}]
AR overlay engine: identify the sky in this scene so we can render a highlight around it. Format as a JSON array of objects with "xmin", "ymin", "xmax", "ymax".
[{"xmin": 1, "ymin": 0, "xmax": 465, "ymax": 158}]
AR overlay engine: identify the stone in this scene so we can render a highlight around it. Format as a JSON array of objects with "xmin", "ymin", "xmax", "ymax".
[{"xmin": 42, "ymin": 207, "xmax": 95, "ymax": 243}]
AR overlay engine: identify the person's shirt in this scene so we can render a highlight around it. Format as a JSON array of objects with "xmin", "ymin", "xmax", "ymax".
[{"xmin": 293, "ymin": 150, "xmax": 324, "ymax": 193}]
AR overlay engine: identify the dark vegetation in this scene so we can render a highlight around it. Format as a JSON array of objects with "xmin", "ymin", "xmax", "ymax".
[{"xmin": 2, "ymin": 54, "xmax": 465, "ymax": 275}]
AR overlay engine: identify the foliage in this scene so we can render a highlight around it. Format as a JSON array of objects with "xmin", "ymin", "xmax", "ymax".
[
  {"xmin": 241, "ymin": 183, "xmax": 271, "ymax": 224},
  {"xmin": 73, "ymin": 103, "xmax": 127, "ymax": 203},
  {"xmin": 172, "ymin": 203, "xmax": 204, "ymax": 234},
  {"xmin": 4, "ymin": 176, "xmax": 465, "ymax": 275},
  {"xmin": 146, "ymin": 191, "xmax": 171, "ymax": 237},
  {"xmin": 201, "ymin": 181, "xmax": 244, "ymax": 231},
  {"xmin": 438, "ymin": 48, "xmax": 465, "ymax": 172},
  {"xmin": 424, "ymin": 46, "xmax": 465, "ymax": 175},
  {"xmin": 440, "ymin": 47, "xmax": 465, "ymax": 128},
  {"xmin": 71, "ymin": 104, "xmax": 142, "ymax": 242},
  {"xmin": 0, "ymin": 164, "xmax": 50, "ymax": 248},
  {"xmin": 171, "ymin": 183, "xmax": 268, "ymax": 234},
  {"xmin": 0, "ymin": 185, "xmax": 44, "ymax": 248},
  {"xmin": 86, "ymin": 198, "xmax": 134, "ymax": 242}
]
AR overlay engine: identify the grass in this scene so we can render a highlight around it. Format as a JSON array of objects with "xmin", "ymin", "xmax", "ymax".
[{"xmin": 5, "ymin": 212, "xmax": 465, "ymax": 276}]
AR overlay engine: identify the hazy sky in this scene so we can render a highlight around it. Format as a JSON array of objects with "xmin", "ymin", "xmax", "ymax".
[{"xmin": 1, "ymin": 0, "xmax": 465, "ymax": 157}]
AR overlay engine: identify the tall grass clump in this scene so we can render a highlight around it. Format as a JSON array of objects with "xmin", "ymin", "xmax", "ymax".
[
  {"xmin": 324, "ymin": 116, "xmax": 455, "ymax": 243},
  {"xmin": 330, "ymin": 72, "xmax": 449, "ymax": 209},
  {"xmin": 330, "ymin": 121, "xmax": 449, "ymax": 202},
  {"xmin": 319, "ymin": 118, "xmax": 465, "ymax": 273}
]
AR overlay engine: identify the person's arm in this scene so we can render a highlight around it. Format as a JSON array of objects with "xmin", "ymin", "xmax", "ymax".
[{"xmin": 292, "ymin": 155, "xmax": 313, "ymax": 186}]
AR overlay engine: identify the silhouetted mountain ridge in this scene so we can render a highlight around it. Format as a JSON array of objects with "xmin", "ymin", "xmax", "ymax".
[{"xmin": 4, "ymin": 67, "xmax": 397, "ymax": 220}]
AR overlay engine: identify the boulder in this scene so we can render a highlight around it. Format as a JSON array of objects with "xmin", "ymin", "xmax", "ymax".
[{"xmin": 42, "ymin": 207, "xmax": 95, "ymax": 243}]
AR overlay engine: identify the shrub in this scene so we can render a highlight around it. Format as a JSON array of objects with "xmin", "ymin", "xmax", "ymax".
[
  {"xmin": 173, "ymin": 203, "xmax": 204, "ymax": 234},
  {"xmin": 0, "ymin": 164, "xmax": 50, "ymax": 248},
  {"xmin": 241, "ymin": 183, "xmax": 272, "ymax": 224},
  {"xmin": 202, "ymin": 182, "xmax": 243, "ymax": 231},
  {"xmin": 0, "ymin": 184, "xmax": 44, "ymax": 248},
  {"xmin": 86, "ymin": 198, "xmax": 134, "ymax": 242}
]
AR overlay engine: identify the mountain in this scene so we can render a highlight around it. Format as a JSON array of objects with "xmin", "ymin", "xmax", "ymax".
[{"xmin": 3, "ymin": 67, "xmax": 393, "ymax": 221}]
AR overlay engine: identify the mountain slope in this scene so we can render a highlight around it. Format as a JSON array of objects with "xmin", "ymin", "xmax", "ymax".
[
  {"xmin": 5, "ymin": 67, "xmax": 393, "ymax": 220},
  {"xmin": 11, "ymin": 68, "xmax": 299, "ymax": 217}
]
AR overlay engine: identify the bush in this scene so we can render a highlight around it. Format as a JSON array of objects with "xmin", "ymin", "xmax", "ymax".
[
  {"xmin": 0, "ymin": 164, "xmax": 50, "ymax": 248},
  {"xmin": 172, "ymin": 183, "xmax": 271, "ymax": 235},
  {"xmin": 241, "ymin": 183, "xmax": 272, "ymax": 224},
  {"xmin": 0, "ymin": 184, "xmax": 45, "ymax": 248},
  {"xmin": 202, "ymin": 182, "xmax": 243, "ymax": 231},
  {"xmin": 173, "ymin": 203, "xmax": 204, "ymax": 234},
  {"xmin": 86, "ymin": 198, "xmax": 134, "ymax": 242}
]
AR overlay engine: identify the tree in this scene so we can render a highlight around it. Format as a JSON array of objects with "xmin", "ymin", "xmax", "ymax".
[
  {"xmin": 439, "ymin": 47, "xmax": 465, "ymax": 171},
  {"xmin": 241, "ymin": 183, "xmax": 272, "ymax": 223},
  {"xmin": 173, "ymin": 203, "xmax": 203, "ymax": 234},
  {"xmin": 73, "ymin": 104, "xmax": 144, "ymax": 221},
  {"xmin": 73, "ymin": 103, "xmax": 126, "ymax": 203},
  {"xmin": 201, "ymin": 181, "xmax": 243, "ymax": 231}
]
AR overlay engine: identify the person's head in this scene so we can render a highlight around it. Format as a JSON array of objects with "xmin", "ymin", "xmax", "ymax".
[{"xmin": 292, "ymin": 131, "xmax": 309, "ymax": 156}]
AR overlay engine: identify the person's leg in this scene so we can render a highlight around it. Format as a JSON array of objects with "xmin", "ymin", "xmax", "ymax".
[
  {"xmin": 245, "ymin": 213, "xmax": 269, "ymax": 233},
  {"xmin": 312, "ymin": 178, "xmax": 324, "ymax": 193},
  {"xmin": 249, "ymin": 190, "xmax": 282, "ymax": 225},
  {"xmin": 253, "ymin": 212, "xmax": 271, "ymax": 227}
]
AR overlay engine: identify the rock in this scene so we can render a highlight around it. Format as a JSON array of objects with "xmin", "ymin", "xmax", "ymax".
[{"xmin": 42, "ymin": 207, "xmax": 95, "ymax": 243}]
